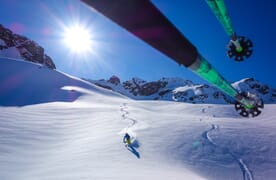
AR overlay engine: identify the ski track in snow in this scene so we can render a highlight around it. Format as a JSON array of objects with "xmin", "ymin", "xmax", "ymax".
[
  {"xmin": 202, "ymin": 124, "xmax": 254, "ymax": 180},
  {"xmin": 120, "ymin": 103, "xmax": 137, "ymax": 129},
  {"xmin": 119, "ymin": 103, "xmax": 141, "ymax": 159}
]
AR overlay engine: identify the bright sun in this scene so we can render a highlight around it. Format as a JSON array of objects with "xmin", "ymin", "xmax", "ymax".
[{"xmin": 63, "ymin": 25, "xmax": 92, "ymax": 54}]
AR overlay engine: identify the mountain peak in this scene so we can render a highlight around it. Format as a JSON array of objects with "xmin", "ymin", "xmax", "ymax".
[
  {"xmin": 107, "ymin": 75, "xmax": 121, "ymax": 85},
  {"xmin": 0, "ymin": 24, "xmax": 56, "ymax": 69},
  {"xmin": 86, "ymin": 76, "xmax": 276, "ymax": 104}
]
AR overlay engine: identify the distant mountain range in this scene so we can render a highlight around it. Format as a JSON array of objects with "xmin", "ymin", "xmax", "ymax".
[
  {"xmin": 86, "ymin": 76, "xmax": 276, "ymax": 104},
  {"xmin": 0, "ymin": 24, "xmax": 56, "ymax": 69}
]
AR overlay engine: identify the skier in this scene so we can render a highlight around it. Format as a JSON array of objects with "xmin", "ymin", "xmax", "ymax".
[{"xmin": 123, "ymin": 133, "xmax": 131, "ymax": 146}]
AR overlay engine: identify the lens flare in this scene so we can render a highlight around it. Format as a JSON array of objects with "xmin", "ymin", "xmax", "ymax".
[{"xmin": 63, "ymin": 25, "xmax": 92, "ymax": 53}]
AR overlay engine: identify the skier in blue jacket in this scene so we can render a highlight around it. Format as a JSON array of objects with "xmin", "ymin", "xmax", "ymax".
[{"xmin": 123, "ymin": 133, "xmax": 131, "ymax": 146}]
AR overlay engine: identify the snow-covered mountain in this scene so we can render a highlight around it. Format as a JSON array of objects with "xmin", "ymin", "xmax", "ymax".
[
  {"xmin": 0, "ymin": 24, "xmax": 56, "ymax": 69},
  {"xmin": 87, "ymin": 75, "xmax": 276, "ymax": 104},
  {"xmin": 1, "ymin": 57, "xmax": 276, "ymax": 180}
]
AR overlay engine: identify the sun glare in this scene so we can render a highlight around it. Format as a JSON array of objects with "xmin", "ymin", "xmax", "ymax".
[{"xmin": 64, "ymin": 25, "xmax": 92, "ymax": 54}]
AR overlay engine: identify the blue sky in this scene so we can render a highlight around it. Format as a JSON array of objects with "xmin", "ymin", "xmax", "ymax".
[{"xmin": 0, "ymin": 0, "xmax": 275, "ymax": 87}]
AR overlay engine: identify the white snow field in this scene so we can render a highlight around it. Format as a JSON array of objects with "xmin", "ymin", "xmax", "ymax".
[{"xmin": 0, "ymin": 58, "xmax": 275, "ymax": 180}]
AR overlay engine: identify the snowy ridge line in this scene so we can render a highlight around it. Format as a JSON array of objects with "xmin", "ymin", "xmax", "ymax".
[{"xmin": 202, "ymin": 124, "xmax": 254, "ymax": 180}]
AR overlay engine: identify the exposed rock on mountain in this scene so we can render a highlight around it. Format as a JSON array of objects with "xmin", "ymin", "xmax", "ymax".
[
  {"xmin": 87, "ymin": 76, "xmax": 276, "ymax": 104},
  {"xmin": 0, "ymin": 24, "xmax": 56, "ymax": 69}
]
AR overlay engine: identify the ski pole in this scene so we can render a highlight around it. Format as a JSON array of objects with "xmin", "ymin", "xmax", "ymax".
[
  {"xmin": 205, "ymin": 0, "xmax": 253, "ymax": 61},
  {"xmin": 81, "ymin": 0, "xmax": 263, "ymax": 117}
]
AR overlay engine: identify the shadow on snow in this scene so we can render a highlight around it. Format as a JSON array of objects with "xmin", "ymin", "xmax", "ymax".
[{"xmin": 126, "ymin": 140, "xmax": 140, "ymax": 159}]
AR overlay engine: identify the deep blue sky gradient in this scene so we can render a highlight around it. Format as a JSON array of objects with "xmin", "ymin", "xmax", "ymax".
[{"xmin": 0, "ymin": 0, "xmax": 275, "ymax": 87}]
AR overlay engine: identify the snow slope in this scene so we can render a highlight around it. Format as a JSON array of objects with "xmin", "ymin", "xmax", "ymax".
[
  {"xmin": 0, "ymin": 58, "xmax": 276, "ymax": 180},
  {"xmin": 0, "ymin": 57, "xmax": 123, "ymax": 106}
]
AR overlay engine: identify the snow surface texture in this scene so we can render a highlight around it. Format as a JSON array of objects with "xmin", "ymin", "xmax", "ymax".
[{"xmin": 1, "ymin": 58, "xmax": 276, "ymax": 180}]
